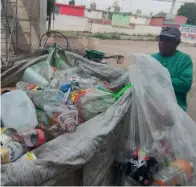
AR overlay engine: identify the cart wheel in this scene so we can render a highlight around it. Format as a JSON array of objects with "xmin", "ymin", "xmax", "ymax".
[{"xmin": 39, "ymin": 31, "xmax": 70, "ymax": 51}]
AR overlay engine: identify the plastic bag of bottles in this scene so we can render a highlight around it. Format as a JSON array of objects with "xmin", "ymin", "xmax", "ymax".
[
  {"xmin": 54, "ymin": 67, "xmax": 99, "ymax": 90},
  {"xmin": 31, "ymin": 89, "xmax": 64, "ymax": 110},
  {"xmin": 115, "ymin": 54, "xmax": 196, "ymax": 186},
  {"xmin": 43, "ymin": 104, "xmax": 78, "ymax": 133},
  {"xmin": 72, "ymin": 88, "xmax": 116, "ymax": 122}
]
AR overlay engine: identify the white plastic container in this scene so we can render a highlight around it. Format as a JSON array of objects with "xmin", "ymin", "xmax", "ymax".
[
  {"xmin": 1, "ymin": 90, "xmax": 38, "ymax": 132},
  {"xmin": 22, "ymin": 67, "xmax": 49, "ymax": 86}
]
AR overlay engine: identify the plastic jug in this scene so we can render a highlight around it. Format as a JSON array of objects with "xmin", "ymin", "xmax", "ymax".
[{"xmin": 22, "ymin": 67, "xmax": 49, "ymax": 86}]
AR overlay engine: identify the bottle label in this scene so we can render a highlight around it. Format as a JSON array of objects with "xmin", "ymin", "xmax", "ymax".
[
  {"xmin": 20, "ymin": 129, "xmax": 45, "ymax": 147},
  {"xmin": 154, "ymin": 160, "xmax": 192, "ymax": 186},
  {"xmin": 0, "ymin": 128, "xmax": 18, "ymax": 146},
  {"xmin": 25, "ymin": 152, "xmax": 37, "ymax": 160},
  {"xmin": 21, "ymin": 129, "xmax": 38, "ymax": 147},
  {"xmin": 0, "ymin": 148, "xmax": 9, "ymax": 164},
  {"xmin": 0, "ymin": 128, "xmax": 6, "ymax": 134},
  {"xmin": 5, "ymin": 142, "xmax": 24, "ymax": 162}
]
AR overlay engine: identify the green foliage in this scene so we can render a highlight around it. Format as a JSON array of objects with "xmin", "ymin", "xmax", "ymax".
[
  {"xmin": 178, "ymin": 3, "xmax": 196, "ymax": 25},
  {"xmin": 90, "ymin": 33, "xmax": 121, "ymax": 40}
]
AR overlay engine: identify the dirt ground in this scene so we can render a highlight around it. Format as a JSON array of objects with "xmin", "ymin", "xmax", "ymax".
[{"xmin": 89, "ymin": 40, "xmax": 196, "ymax": 122}]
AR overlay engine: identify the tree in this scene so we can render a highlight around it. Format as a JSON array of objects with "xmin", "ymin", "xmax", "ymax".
[
  {"xmin": 178, "ymin": 3, "xmax": 196, "ymax": 25},
  {"xmin": 47, "ymin": 0, "xmax": 55, "ymax": 32},
  {"xmin": 69, "ymin": 0, "xmax": 75, "ymax": 5}
]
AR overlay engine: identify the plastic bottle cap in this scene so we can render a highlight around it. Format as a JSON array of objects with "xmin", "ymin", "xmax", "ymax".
[
  {"xmin": 60, "ymin": 84, "xmax": 72, "ymax": 93},
  {"xmin": 35, "ymin": 129, "xmax": 45, "ymax": 145}
]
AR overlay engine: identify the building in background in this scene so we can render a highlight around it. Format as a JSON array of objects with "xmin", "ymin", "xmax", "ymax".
[
  {"xmin": 85, "ymin": 8, "xmax": 109, "ymax": 20},
  {"xmin": 55, "ymin": 3, "xmax": 85, "ymax": 17},
  {"xmin": 130, "ymin": 14, "xmax": 151, "ymax": 25},
  {"xmin": 112, "ymin": 13, "xmax": 130, "ymax": 26},
  {"xmin": 149, "ymin": 13, "xmax": 187, "ymax": 28},
  {"xmin": 55, "ymin": 2, "xmax": 152, "ymax": 27},
  {"xmin": 181, "ymin": 24, "xmax": 196, "ymax": 39}
]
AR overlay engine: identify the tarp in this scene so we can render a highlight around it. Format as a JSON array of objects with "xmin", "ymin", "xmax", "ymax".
[
  {"xmin": 1, "ymin": 50, "xmax": 132, "ymax": 186},
  {"xmin": 2, "ymin": 51, "xmax": 196, "ymax": 186}
]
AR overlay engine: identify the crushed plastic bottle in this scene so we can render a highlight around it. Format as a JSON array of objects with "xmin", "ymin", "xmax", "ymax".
[
  {"xmin": 18, "ymin": 129, "xmax": 46, "ymax": 148},
  {"xmin": 0, "ymin": 141, "xmax": 24, "ymax": 164},
  {"xmin": 44, "ymin": 104, "xmax": 78, "ymax": 133},
  {"xmin": 0, "ymin": 128, "xmax": 19, "ymax": 146}
]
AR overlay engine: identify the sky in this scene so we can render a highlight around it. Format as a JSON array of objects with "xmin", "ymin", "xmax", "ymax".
[{"xmin": 56, "ymin": 0, "xmax": 195, "ymax": 15}]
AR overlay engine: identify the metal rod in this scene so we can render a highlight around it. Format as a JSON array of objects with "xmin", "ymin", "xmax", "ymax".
[
  {"xmin": 8, "ymin": 4, "xmax": 16, "ymax": 52},
  {"xmin": 169, "ymin": 0, "xmax": 176, "ymax": 13},
  {"xmin": 16, "ymin": 0, "xmax": 18, "ymax": 53},
  {"xmin": 5, "ymin": 0, "xmax": 8, "ymax": 62}
]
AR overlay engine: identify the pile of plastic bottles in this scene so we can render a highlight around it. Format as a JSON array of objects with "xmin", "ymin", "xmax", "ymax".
[{"xmin": 1, "ymin": 58, "xmax": 131, "ymax": 164}]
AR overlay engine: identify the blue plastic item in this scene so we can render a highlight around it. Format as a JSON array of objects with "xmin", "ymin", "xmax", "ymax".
[{"xmin": 60, "ymin": 84, "xmax": 72, "ymax": 93}]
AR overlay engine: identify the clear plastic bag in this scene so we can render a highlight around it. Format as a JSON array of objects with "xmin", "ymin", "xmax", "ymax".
[
  {"xmin": 54, "ymin": 67, "xmax": 99, "ymax": 90},
  {"xmin": 31, "ymin": 89, "xmax": 65, "ymax": 110},
  {"xmin": 117, "ymin": 54, "xmax": 196, "ymax": 186},
  {"xmin": 1, "ymin": 90, "xmax": 38, "ymax": 132},
  {"xmin": 30, "ymin": 60, "xmax": 54, "ymax": 82}
]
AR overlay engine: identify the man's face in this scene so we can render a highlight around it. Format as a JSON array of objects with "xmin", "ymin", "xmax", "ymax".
[{"xmin": 158, "ymin": 35, "xmax": 179, "ymax": 57}]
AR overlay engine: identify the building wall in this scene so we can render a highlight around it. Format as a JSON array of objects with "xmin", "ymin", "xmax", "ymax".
[
  {"xmin": 56, "ymin": 3, "xmax": 85, "ymax": 17},
  {"xmin": 84, "ymin": 9, "xmax": 104, "ymax": 19},
  {"xmin": 150, "ymin": 16, "xmax": 187, "ymax": 27},
  {"xmin": 17, "ymin": 0, "xmax": 47, "ymax": 50},
  {"xmin": 181, "ymin": 24, "xmax": 196, "ymax": 42},
  {"xmin": 89, "ymin": 19, "xmax": 111, "ymax": 25},
  {"xmin": 91, "ymin": 24, "xmax": 161, "ymax": 35},
  {"xmin": 2, "ymin": 0, "xmax": 47, "ymax": 53},
  {"xmin": 53, "ymin": 15, "xmax": 161, "ymax": 36},
  {"xmin": 53, "ymin": 14, "xmax": 88, "ymax": 31},
  {"xmin": 40, "ymin": 0, "xmax": 47, "ymax": 38},
  {"xmin": 175, "ymin": 16, "xmax": 187, "ymax": 25},
  {"xmin": 112, "ymin": 13, "xmax": 130, "ymax": 26},
  {"xmin": 130, "ymin": 15, "xmax": 150, "ymax": 25},
  {"xmin": 149, "ymin": 17, "xmax": 164, "ymax": 27}
]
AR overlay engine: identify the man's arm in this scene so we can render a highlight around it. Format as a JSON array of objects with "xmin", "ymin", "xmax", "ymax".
[{"xmin": 171, "ymin": 56, "xmax": 193, "ymax": 93}]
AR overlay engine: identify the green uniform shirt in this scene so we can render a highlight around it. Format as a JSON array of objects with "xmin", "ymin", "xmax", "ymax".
[{"xmin": 152, "ymin": 50, "xmax": 193, "ymax": 111}]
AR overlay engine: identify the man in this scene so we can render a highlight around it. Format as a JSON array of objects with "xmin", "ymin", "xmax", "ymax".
[{"xmin": 152, "ymin": 27, "xmax": 193, "ymax": 111}]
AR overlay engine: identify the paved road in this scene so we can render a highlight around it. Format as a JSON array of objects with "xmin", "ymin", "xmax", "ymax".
[{"xmin": 92, "ymin": 40, "xmax": 196, "ymax": 122}]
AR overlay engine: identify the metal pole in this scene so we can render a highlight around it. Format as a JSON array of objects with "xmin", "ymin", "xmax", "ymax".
[
  {"xmin": 5, "ymin": 0, "xmax": 8, "ymax": 62},
  {"xmin": 16, "ymin": 0, "xmax": 18, "ymax": 53},
  {"xmin": 121, "ymin": 0, "xmax": 124, "ymax": 12},
  {"xmin": 169, "ymin": 0, "xmax": 176, "ymax": 14}
]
